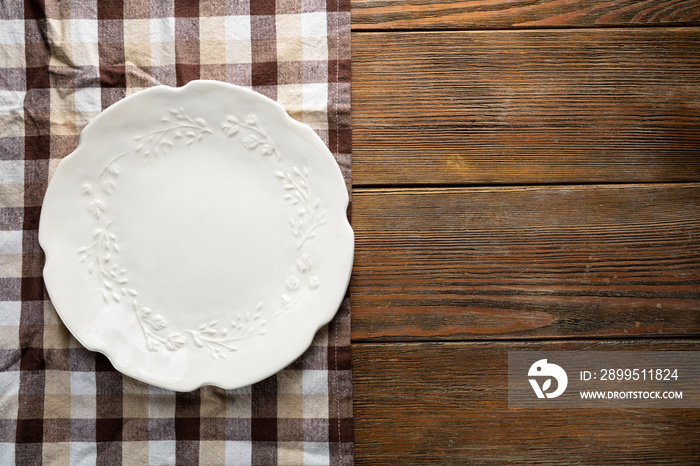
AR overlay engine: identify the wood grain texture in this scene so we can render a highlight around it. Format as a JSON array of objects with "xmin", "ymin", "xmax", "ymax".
[
  {"xmin": 352, "ymin": 29, "xmax": 700, "ymax": 186},
  {"xmin": 351, "ymin": 184, "xmax": 700, "ymax": 340},
  {"xmin": 353, "ymin": 340, "xmax": 700, "ymax": 464},
  {"xmin": 352, "ymin": 0, "xmax": 700, "ymax": 30}
]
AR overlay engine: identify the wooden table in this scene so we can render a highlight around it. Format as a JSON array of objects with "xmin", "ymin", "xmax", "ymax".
[{"xmin": 349, "ymin": 1, "xmax": 700, "ymax": 463}]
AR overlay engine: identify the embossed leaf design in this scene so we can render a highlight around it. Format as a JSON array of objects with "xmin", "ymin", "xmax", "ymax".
[
  {"xmin": 132, "ymin": 300, "xmax": 185, "ymax": 352},
  {"xmin": 147, "ymin": 339, "xmax": 160, "ymax": 352},
  {"xmin": 289, "ymin": 218, "xmax": 299, "ymax": 230},
  {"xmin": 89, "ymin": 201, "xmax": 105, "ymax": 219},
  {"xmin": 149, "ymin": 315, "xmax": 167, "ymax": 330},
  {"xmin": 242, "ymin": 135, "xmax": 260, "ymax": 149},
  {"xmin": 309, "ymin": 276, "xmax": 320, "ymax": 289},
  {"xmin": 286, "ymin": 276, "xmax": 300, "ymax": 291},
  {"xmin": 136, "ymin": 110, "xmax": 212, "ymax": 156},
  {"xmin": 165, "ymin": 333, "xmax": 185, "ymax": 351},
  {"xmin": 101, "ymin": 181, "xmax": 116, "ymax": 195},
  {"xmin": 221, "ymin": 123, "xmax": 239, "ymax": 136},
  {"xmin": 297, "ymin": 253, "xmax": 312, "ymax": 272},
  {"xmin": 191, "ymin": 333, "xmax": 204, "ymax": 348},
  {"xmin": 220, "ymin": 113, "xmax": 280, "ymax": 159},
  {"xmin": 276, "ymin": 166, "xmax": 327, "ymax": 248},
  {"xmin": 186, "ymin": 304, "xmax": 268, "ymax": 359}
]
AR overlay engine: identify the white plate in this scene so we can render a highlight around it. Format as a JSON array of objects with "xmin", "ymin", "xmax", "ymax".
[{"xmin": 39, "ymin": 81, "xmax": 353, "ymax": 391}]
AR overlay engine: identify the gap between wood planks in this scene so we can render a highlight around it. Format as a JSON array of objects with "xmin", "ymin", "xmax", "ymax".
[
  {"xmin": 353, "ymin": 180, "xmax": 700, "ymax": 190},
  {"xmin": 351, "ymin": 24, "xmax": 700, "ymax": 33},
  {"xmin": 351, "ymin": 334, "xmax": 700, "ymax": 344}
]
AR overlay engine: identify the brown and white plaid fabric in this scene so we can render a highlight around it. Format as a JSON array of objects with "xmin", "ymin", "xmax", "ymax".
[{"xmin": 0, "ymin": 0, "xmax": 352, "ymax": 464}]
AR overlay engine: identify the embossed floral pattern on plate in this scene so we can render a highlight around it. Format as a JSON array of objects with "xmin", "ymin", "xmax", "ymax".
[{"xmin": 78, "ymin": 108, "xmax": 326, "ymax": 359}]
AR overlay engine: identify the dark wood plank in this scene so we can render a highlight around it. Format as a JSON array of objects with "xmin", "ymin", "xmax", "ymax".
[
  {"xmin": 352, "ymin": 0, "xmax": 700, "ymax": 30},
  {"xmin": 352, "ymin": 29, "xmax": 700, "ymax": 186},
  {"xmin": 353, "ymin": 340, "xmax": 700, "ymax": 464},
  {"xmin": 351, "ymin": 184, "xmax": 700, "ymax": 340}
]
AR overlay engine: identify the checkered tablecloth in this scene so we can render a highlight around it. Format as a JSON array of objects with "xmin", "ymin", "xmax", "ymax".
[{"xmin": 0, "ymin": 0, "xmax": 352, "ymax": 464}]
